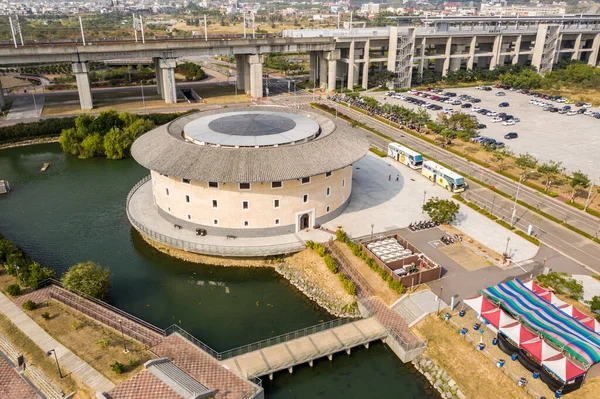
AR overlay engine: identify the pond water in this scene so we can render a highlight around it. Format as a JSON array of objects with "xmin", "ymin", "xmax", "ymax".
[{"xmin": 0, "ymin": 143, "xmax": 433, "ymax": 398}]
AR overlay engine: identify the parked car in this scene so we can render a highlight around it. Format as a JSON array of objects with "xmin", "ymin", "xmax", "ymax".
[
  {"xmin": 566, "ymin": 111, "xmax": 578, "ymax": 116},
  {"xmin": 577, "ymin": 108, "xmax": 587, "ymax": 114},
  {"xmin": 487, "ymin": 111, "xmax": 498, "ymax": 116},
  {"xmin": 472, "ymin": 106, "xmax": 482, "ymax": 112},
  {"xmin": 504, "ymin": 132, "xmax": 518, "ymax": 139},
  {"xmin": 583, "ymin": 103, "xmax": 592, "ymax": 108},
  {"xmin": 490, "ymin": 117, "xmax": 503, "ymax": 123},
  {"xmin": 499, "ymin": 102, "xmax": 510, "ymax": 107},
  {"xmin": 496, "ymin": 92, "xmax": 506, "ymax": 96},
  {"xmin": 502, "ymin": 120, "xmax": 516, "ymax": 126},
  {"xmin": 478, "ymin": 123, "xmax": 487, "ymax": 129},
  {"xmin": 461, "ymin": 103, "xmax": 472, "ymax": 108},
  {"xmin": 494, "ymin": 142, "xmax": 506, "ymax": 149},
  {"xmin": 549, "ymin": 108, "xmax": 559, "ymax": 113}
]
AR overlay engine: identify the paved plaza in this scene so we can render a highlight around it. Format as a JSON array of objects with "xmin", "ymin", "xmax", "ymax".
[
  {"xmin": 324, "ymin": 153, "xmax": 538, "ymax": 263},
  {"xmin": 372, "ymin": 87, "xmax": 600, "ymax": 178}
]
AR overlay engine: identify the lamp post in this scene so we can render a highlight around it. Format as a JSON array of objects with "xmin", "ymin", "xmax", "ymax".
[
  {"xmin": 118, "ymin": 320, "xmax": 129, "ymax": 353},
  {"xmin": 46, "ymin": 349, "xmax": 63, "ymax": 378},
  {"xmin": 437, "ymin": 286, "xmax": 443, "ymax": 316},
  {"xmin": 15, "ymin": 264, "xmax": 20, "ymax": 285},
  {"xmin": 511, "ymin": 171, "xmax": 534, "ymax": 226},
  {"xmin": 140, "ymin": 82, "xmax": 145, "ymax": 109},
  {"xmin": 422, "ymin": 190, "xmax": 427, "ymax": 213},
  {"xmin": 370, "ymin": 223, "xmax": 374, "ymax": 240},
  {"xmin": 504, "ymin": 236, "xmax": 511, "ymax": 256}
]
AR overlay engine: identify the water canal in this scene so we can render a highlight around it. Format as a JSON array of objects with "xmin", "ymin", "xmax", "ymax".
[{"xmin": 0, "ymin": 143, "xmax": 433, "ymax": 398}]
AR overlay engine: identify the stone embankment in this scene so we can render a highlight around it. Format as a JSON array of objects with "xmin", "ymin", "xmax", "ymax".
[
  {"xmin": 0, "ymin": 137, "xmax": 60, "ymax": 150},
  {"xmin": 275, "ymin": 263, "xmax": 361, "ymax": 318},
  {"xmin": 413, "ymin": 354, "xmax": 466, "ymax": 399}
]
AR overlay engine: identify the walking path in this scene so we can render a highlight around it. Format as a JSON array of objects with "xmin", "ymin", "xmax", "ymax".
[{"xmin": 0, "ymin": 292, "xmax": 115, "ymax": 393}]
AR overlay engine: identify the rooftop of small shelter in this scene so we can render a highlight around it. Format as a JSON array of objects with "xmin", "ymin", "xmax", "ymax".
[{"xmin": 131, "ymin": 106, "xmax": 369, "ymax": 183}]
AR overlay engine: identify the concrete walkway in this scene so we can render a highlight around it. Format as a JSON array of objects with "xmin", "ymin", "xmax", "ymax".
[{"xmin": 0, "ymin": 292, "xmax": 114, "ymax": 393}]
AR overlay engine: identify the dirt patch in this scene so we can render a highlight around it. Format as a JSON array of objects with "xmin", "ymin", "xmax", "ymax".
[
  {"xmin": 0, "ymin": 76, "xmax": 31, "ymax": 89},
  {"xmin": 26, "ymin": 300, "xmax": 154, "ymax": 385},
  {"xmin": 443, "ymin": 224, "xmax": 504, "ymax": 265},
  {"xmin": 413, "ymin": 314, "xmax": 532, "ymax": 399},
  {"xmin": 0, "ymin": 312, "xmax": 92, "ymax": 399},
  {"xmin": 286, "ymin": 249, "xmax": 355, "ymax": 307},
  {"xmin": 438, "ymin": 244, "xmax": 493, "ymax": 271},
  {"xmin": 332, "ymin": 241, "xmax": 401, "ymax": 305}
]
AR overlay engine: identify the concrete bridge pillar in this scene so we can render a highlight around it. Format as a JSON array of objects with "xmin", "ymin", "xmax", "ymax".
[
  {"xmin": 512, "ymin": 35, "xmax": 522, "ymax": 65},
  {"xmin": 489, "ymin": 35, "xmax": 502, "ymax": 70},
  {"xmin": 572, "ymin": 33, "xmax": 583, "ymax": 61},
  {"xmin": 248, "ymin": 54, "xmax": 264, "ymax": 99},
  {"xmin": 318, "ymin": 52, "xmax": 328, "ymax": 89},
  {"xmin": 325, "ymin": 50, "xmax": 340, "ymax": 93},
  {"xmin": 418, "ymin": 38, "xmax": 427, "ymax": 79},
  {"xmin": 467, "ymin": 36, "xmax": 476, "ymax": 70},
  {"xmin": 159, "ymin": 59, "xmax": 177, "ymax": 104},
  {"xmin": 72, "ymin": 62, "xmax": 93, "ymax": 110},
  {"xmin": 588, "ymin": 33, "xmax": 600, "ymax": 66},
  {"xmin": 347, "ymin": 40, "xmax": 356, "ymax": 90},
  {"xmin": 235, "ymin": 54, "xmax": 246, "ymax": 91},
  {"xmin": 362, "ymin": 39, "xmax": 370, "ymax": 90},
  {"xmin": 309, "ymin": 52, "xmax": 318, "ymax": 84},
  {"xmin": 153, "ymin": 57, "xmax": 163, "ymax": 98},
  {"xmin": 442, "ymin": 37, "xmax": 452, "ymax": 77}
]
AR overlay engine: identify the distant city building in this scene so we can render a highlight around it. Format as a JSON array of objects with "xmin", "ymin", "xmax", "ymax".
[{"xmin": 480, "ymin": 3, "xmax": 566, "ymax": 16}]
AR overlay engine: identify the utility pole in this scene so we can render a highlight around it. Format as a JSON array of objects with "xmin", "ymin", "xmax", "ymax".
[
  {"xmin": 511, "ymin": 171, "xmax": 533, "ymax": 226},
  {"xmin": 140, "ymin": 82, "xmax": 145, "ymax": 108},
  {"xmin": 337, "ymin": 12, "xmax": 340, "ymax": 29},
  {"xmin": 79, "ymin": 16, "xmax": 86, "ymax": 46},
  {"xmin": 584, "ymin": 178, "xmax": 595, "ymax": 211},
  {"xmin": 204, "ymin": 14, "xmax": 208, "ymax": 42},
  {"xmin": 349, "ymin": 11, "xmax": 353, "ymax": 33},
  {"xmin": 9, "ymin": 17, "xmax": 17, "ymax": 48},
  {"xmin": 140, "ymin": 15, "xmax": 145, "ymax": 44},
  {"xmin": 252, "ymin": 12, "xmax": 255, "ymax": 39},
  {"xmin": 15, "ymin": 15, "xmax": 24, "ymax": 46},
  {"xmin": 133, "ymin": 14, "xmax": 138, "ymax": 42},
  {"xmin": 243, "ymin": 13, "xmax": 246, "ymax": 39}
]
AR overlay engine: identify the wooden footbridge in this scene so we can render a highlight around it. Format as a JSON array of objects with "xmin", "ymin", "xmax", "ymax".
[{"xmin": 220, "ymin": 317, "xmax": 388, "ymax": 379}]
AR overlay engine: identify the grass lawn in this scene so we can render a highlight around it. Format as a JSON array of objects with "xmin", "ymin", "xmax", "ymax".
[
  {"xmin": 0, "ymin": 312, "xmax": 90, "ymax": 398},
  {"xmin": 25, "ymin": 300, "xmax": 155, "ymax": 385},
  {"xmin": 413, "ymin": 314, "xmax": 532, "ymax": 399}
]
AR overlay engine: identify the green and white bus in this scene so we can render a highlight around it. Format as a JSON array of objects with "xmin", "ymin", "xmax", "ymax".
[
  {"xmin": 421, "ymin": 161, "xmax": 467, "ymax": 192},
  {"xmin": 387, "ymin": 143, "xmax": 424, "ymax": 170}
]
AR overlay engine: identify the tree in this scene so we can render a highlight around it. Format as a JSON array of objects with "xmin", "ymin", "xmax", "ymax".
[
  {"xmin": 372, "ymin": 70, "xmax": 395, "ymax": 88},
  {"xmin": 103, "ymin": 128, "xmax": 131, "ymax": 160},
  {"xmin": 58, "ymin": 128, "xmax": 81, "ymax": 155},
  {"xmin": 62, "ymin": 261, "xmax": 111, "ymax": 299},
  {"xmin": 80, "ymin": 133, "xmax": 104, "ymax": 158},
  {"xmin": 569, "ymin": 170, "xmax": 590, "ymax": 202},
  {"xmin": 536, "ymin": 272, "xmax": 583, "ymax": 301},
  {"xmin": 537, "ymin": 160, "xmax": 564, "ymax": 192},
  {"xmin": 422, "ymin": 197, "xmax": 460, "ymax": 224},
  {"xmin": 515, "ymin": 153, "xmax": 538, "ymax": 175},
  {"xmin": 89, "ymin": 110, "xmax": 124, "ymax": 135}
]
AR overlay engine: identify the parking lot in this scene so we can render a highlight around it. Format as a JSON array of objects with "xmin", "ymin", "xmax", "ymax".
[{"xmin": 372, "ymin": 86, "xmax": 600, "ymax": 178}]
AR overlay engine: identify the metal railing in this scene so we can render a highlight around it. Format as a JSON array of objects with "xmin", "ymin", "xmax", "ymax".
[
  {"xmin": 219, "ymin": 317, "xmax": 356, "ymax": 360},
  {"xmin": 125, "ymin": 177, "xmax": 305, "ymax": 257}
]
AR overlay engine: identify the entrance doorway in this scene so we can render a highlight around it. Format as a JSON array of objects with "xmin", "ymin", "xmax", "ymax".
[{"xmin": 299, "ymin": 213, "xmax": 310, "ymax": 230}]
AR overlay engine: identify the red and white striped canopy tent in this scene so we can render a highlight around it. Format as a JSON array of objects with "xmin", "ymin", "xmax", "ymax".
[
  {"xmin": 522, "ymin": 279, "xmax": 547, "ymax": 294},
  {"xmin": 500, "ymin": 322, "xmax": 538, "ymax": 345},
  {"xmin": 521, "ymin": 338, "xmax": 562, "ymax": 362},
  {"xmin": 581, "ymin": 318, "xmax": 600, "ymax": 333},
  {"xmin": 558, "ymin": 304, "xmax": 588, "ymax": 321},
  {"xmin": 463, "ymin": 295, "xmax": 497, "ymax": 314},
  {"xmin": 481, "ymin": 308, "xmax": 514, "ymax": 329},
  {"xmin": 542, "ymin": 355, "xmax": 587, "ymax": 382},
  {"xmin": 537, "ymin": 291, "xmax": 567, "ymax": 307}
]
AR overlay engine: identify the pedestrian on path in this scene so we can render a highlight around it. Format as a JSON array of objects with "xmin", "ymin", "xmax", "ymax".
[{"xmin": 396, "ymin": 175, "xmax": 399, "ymax": 182}]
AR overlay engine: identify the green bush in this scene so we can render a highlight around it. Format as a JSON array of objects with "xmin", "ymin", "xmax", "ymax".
[
  {"xmin": 128, "ymin": 358, "xmax": 139, "ymax": 367},
  {"xmin": 514, "ymin": 230, "xmax": 540, "ymax": 246},
  {"xmin": 369, "ymin": 147, "xmax": 387, "ymax": 157},
  {"xmin": 62, "ymin": 261, "xmax": 111, "ymax": 299},
  {"xmin": 96, "ymin": 338, "xmax": 111, "ymax": 347},
  {"xmin": 388, "ymin": 280, "xmax": 406, "ymax": 294},
  {"xmin": 111, "ymin": 361, "xmax": 125, "ymax": 374},
  {"xmin": 323, "ymin": 255, "xmax": 339, "ymax": 274},
  {"xmin": 22, "ymin": 300, "xmax": 36, "ymax": 311},
  {"xmin": 496, "ymin": 220, "xmax": 515, "ymax": 230},
  {"xmin": 339, "ymin": 275, "xmax": 357, "ymax": 295},
  {"xmin": 40, "ymin": 312, "xmax": 50, "ymax": 319},
  {"xmin": 305, "ymin": 240, "xmax": 315, "ymax": 249},
  {"xmin": 5, "ymin": 284, "xmax": 20, "ymax": 296},
  {"xmin": 313, "ymin": 243, "xmax": 327, "ymax": 257}
]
